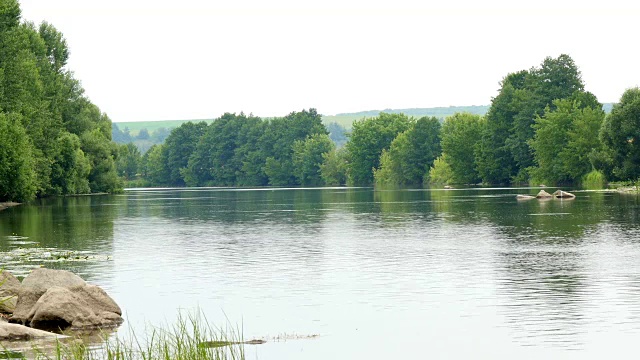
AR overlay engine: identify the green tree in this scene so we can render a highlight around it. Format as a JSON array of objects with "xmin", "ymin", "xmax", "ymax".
[
  {"xmin": 475, "ymin": 71, "xmax": 526, "ymax": 184},
  {"xmin": 50, "ymin": 132, "xmax": 91, "ymax": 194},
  {"xmin": 346, "ymin": 113, "xmax": 412, "ymax": 186},
  {"xmin": 292, "ymin": 133, "xmax": 335, "ymax": 186},
  {"xmin": 183, "ymin": 114, "xmax": 265, "ymax": 186},
  {"xmin": 320, "ymin": 147, "xmax": 348, "ymax": 186},
  {"xmin": 116, "ymin": 143, "xmax": 141, "ymax": 180},
  {"xmin": 0, "ymin": 1, "xmax": 120, "ymax": 198},
  {"xmin": 0, "ymin": 113, "xmax": 36, "ymax": 201},
  {"xmin": 440, "ymin": 113, "xmax": 484, "ymax": 184},
  {"xmin": 163, "ymin": 121, "xmax": 207, "ymax": 186},
  {"xmin": 142, "ymin": 144, "xmax": 168, "ymax": 185},
  {"xmin": 136, "ymin": 128, "xmax": 150, "ymax": 140},
  {"xmin": 80, "ymin": 129, "xmax": 120, "ymax": 193},
  {"xmin": 562, "ymin": 100, "xmax": 605, "ymax": 181},
  {"xmin": 428, "ymin": 155, "xmax": 454, "ymax": 185},
  {"xmin": 601, "ymin": 87, "xmax": 640, "ymax": 181},
  {"xmin": 373, "ymin": 116, "xmax": 441, "ymax": 186},
  {"xmin": 529, "ymin": 98, "xmax": 605, "ymax": 185},
  {"xmin": 0, "ymin": 0, "xmax": 21, "ymax": 33},
  {"xmin": 262, "ymin": 109, "xmax": 327, "ymax": 186},
  {"xmin": 476, "ymin": 54, "xmax": 585, "ymax": 184}
]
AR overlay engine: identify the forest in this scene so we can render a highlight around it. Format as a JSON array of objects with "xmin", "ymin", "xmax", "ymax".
[
  {"xmin": 3, "ymin": 0, "xmax": 640, "ymax": 203},
  {"xmin": 0, "ymin": 1, "xmax": 119, "ymax": 202},
  {"xmin": 115, "ymin": 54, "xmax": 640, "ymax": 190}
]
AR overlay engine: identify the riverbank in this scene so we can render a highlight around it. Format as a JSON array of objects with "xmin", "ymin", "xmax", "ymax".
[
  {"xmin": 0, "ymin": 202, "xmax": 20, "ymax": 212},
  {"xmin": 617, "ymin": 186, "xmax": 640, "ymax": 193}
]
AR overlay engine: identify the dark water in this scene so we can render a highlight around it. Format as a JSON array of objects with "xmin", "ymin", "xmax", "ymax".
[{"xmin": 2, "ymin": 187, "xmax": 640, "ymax": 359}]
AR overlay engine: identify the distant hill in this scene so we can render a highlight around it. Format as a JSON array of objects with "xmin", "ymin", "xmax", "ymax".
[
  {"xmin": 335, "ymin": 105, "xmax": 490, "ymax": 118},
  {"xmin": 115, "ymin": 119, "xmax": 213, "ymax": 136},
  {"xmin": 323, "ymin": 105, "xmax": 490, "ymax": 128}
]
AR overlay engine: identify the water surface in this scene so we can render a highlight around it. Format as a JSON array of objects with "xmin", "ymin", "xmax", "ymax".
[{"xmin": 2, "ymin": 187, "xmax": 640, "ymax": 359}]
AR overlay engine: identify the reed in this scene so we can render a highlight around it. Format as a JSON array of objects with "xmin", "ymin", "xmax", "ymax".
[{"xmin": 21, "ymin": 311, "xmax": 245, "ymax": 360}]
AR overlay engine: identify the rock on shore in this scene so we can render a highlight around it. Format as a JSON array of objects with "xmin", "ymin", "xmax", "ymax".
[
  {"xmin": 9, "ymin": 268, "xmax": 123, "ymax": 330},
  {"xmin": 0, "ymin": 321, "xmax": 65, "ymax": 341},
  {"xmin": 0, "ymin": 271, "xmax": 20, "ymax": 313}
]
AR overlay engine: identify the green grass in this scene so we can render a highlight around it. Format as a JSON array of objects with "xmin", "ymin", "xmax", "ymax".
[{"xmin": 18, "ymin": 311, "xmax": 246, "ymax": 360}]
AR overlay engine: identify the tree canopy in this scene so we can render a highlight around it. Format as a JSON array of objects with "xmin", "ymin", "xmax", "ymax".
[{"xmin": 0, "ymin": 2, "xmax": 119, "ymax": 201}]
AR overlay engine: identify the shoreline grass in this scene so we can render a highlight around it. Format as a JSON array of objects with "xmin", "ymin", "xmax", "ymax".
[{"xmin": 6, "ymin": 311, "xmax": 246, "ymax": 360}]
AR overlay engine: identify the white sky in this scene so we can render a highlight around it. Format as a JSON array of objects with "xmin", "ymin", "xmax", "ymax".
[{"xmin": 18, "ymin": 0, "xmax": 640, "ymax": 122}]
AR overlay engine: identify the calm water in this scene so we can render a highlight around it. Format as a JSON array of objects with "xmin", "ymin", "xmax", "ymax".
[{"xmin": 2, "ymin": 187, "xmax": 640, "ymax": 359}]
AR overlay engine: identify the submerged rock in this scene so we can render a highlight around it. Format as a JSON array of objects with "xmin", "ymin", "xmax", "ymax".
[
  {"xmin": 516, "ymin": 195, "xmax": 536, "ymax": 200},
  {"xmin": 553, "ymin": 190, "xmax": 576, "ymax": 198},
  {"xmin": 0, "ymin": 322, "xmax": 64, "ymax": 341},
  {"xmin": 536, "ymin": 190, "xmax": 553, "ymax": 198},
  {"xmin": 0, "ymin": 271, "xmax": 20, "ymax": 313},
  {"xmin": 10, "ymin": 268, "xmax": 122, "ymax": 330}
]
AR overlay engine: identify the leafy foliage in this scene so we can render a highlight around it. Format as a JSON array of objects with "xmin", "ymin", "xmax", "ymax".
[
  {"xmin": 116, "ymin": 143, "xmax": 142, "ymax": 180},
  {"xmin": 374, "ymin": 116, "xmax": 441, "ymax": 186},
  {"xmin": 476, "ymin": 55, "xmax": 585, "ymax": 184},
  {"xmin": 440, "ymin": 113, "xmax": 484, "ymax": 184},
  {"xmin": 346, "ymin": 113, "xmax": 412, "ymax": 186},
  {"xmin": 0, "ymin": 4, "xmax": 119, "ymax": 201},
  {"xmin": 600, "ymin": 87, "xmax": 640, "ymax": 181},
  {"xmin": 320, "ymin": 147, "xmax": 348, "ymax": 186},
  {"xmin": 428, "ymin": 155, "xmax": 454, "ymax": 185},
  {"xmin": 0, "ymin": 113, "xmax": 36, "ymax": 201},
  {"xmin": 292, "ymin": 134, "xmax": 335, "ymax": 186}
]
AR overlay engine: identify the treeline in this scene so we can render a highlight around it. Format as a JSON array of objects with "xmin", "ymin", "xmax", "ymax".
[
  {"xmin": 119, "ymin": 54, "xmax": 640, "ymax": 189},
  {"xmin": 430, "ymin": 54, "xmax": 639, "ymax": 187},
  {"xmin": 116, "ymin": 109, "xmax": 442, "ymax": 188},
  {"xmin": 111, "ymin": 120, "xmax": 348, "ymax": 152},
  {"xmin": 386, "ymin": 54, "xmax": 639, "ymax": 187},
  {"xmin": 0, "ymin": 1, "xmax": 119, "ymax": 202},
  {"xmin": 118, "ymin": 109, "xmax": 338, "ymax": 187}
]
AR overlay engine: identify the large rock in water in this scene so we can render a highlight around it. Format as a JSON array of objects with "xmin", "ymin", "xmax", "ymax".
[
  {"xmin": 536, "ymin": 190, "xmax": 553, "ymax": 198},
  {"xmin": 28, "ymin": 286, "xmax": 123, "ymax": 329},
  {"xmin": 553, "ymin": 190, "xmax": 576, "ymax": 198},
  {"xmin": 0, "ymin": 271, "xmax": 21, "ymax": 313},
  {"xmin": 10, "ymin": 268, "xmax": 122, "ymax": 330}
]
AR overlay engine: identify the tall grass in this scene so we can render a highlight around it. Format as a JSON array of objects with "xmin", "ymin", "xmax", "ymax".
[
  {"xmin": 24, "ymin": 311, "xmax": 245, "ymax": 360},
  {"xmin": 581, "ymin": 170, "xmax": 606, "ymax": 190}
]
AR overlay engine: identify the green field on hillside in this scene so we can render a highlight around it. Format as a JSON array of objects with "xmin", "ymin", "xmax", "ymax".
[{"xmin": 322, "ymin": 106, "xmax": 490, "ymax": 128}]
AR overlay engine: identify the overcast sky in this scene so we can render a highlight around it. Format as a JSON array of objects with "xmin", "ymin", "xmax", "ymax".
[{"xmin": 18, "ymin": 0, "xmax": 640, "ymax": 122}]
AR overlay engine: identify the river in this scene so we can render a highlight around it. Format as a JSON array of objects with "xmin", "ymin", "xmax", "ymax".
[{"xmin": 2, "ymin": 187, "xmax": 640, "ymax": 359}]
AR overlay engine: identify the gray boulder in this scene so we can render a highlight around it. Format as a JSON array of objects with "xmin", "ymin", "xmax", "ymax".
[
  {"xmin": 10, "ymin": 268, "xmax": 122, "ymax": 330},
  {"xmin": 28, "ymin": 286, "xmax": 123, "ymax": 329},
  {"xmin": 553, "ymin": 190, "xmax": 576, "ymax": 198},
  {"xmin": 11, "ymin": 268, "xmax": 85, "ymax": 323},
  {"xmin": 0, "ymin": 270, "xmax": 20, "ymax": 313},
  {"xmin": 0, "ymin": 322, "xmax": 64, "ymax": 341},
  {"xmin": 536, "ymin": 190, "xmax": 553, "ymax": 198}
]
